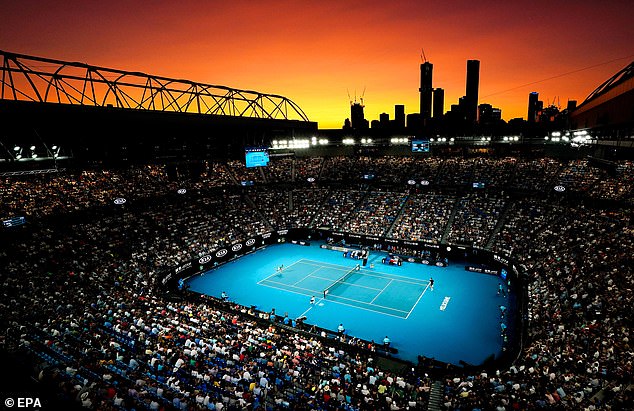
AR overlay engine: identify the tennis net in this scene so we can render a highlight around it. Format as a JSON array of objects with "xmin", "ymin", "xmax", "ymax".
[{"xmin": 323, "ymin": 265, "xmax": 358, "ymax": 299}]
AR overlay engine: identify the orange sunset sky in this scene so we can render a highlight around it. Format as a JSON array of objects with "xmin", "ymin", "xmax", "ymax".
[{"xmin": 1, "ymin": 0, "xmax": 633, "ymax": 129}]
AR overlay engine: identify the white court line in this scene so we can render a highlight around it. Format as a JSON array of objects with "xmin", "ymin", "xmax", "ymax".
[
  {"xmin": 256, "ymin": 258, "xmax": 429, "ymax": 319},
  {"xmin": 260, "ymin": 278, "xmax": 409, "ymax": 314},
  {"xmin": 299, "ymin": 298, "xmax": 324, "ymax": 318},
  {"xmin": 299, "ymin": 259, "xmax": 428, "ymax": 285},
  {"xmin": 260, "ymin": 280, "xmax": 409, "ymax": 320},
  {"xmin": 405, "ymin": 282, "xmax": 431, "ymax": 320},
  {"xmin": 257, "ymin": 259, "xmax": 306, "ymax": 284},
  {"xmin": 292, "ymin": 266, "xmax": 324, "ymax": 285},
  {"xmin": 259, "ymin": 278, "xmax": 321, "ymax": 295},
  {"xmin": 370, "ymin": 279, "xmax": 393, "ymax": 304},
  {"xmin": 309, "ymin": 274, "xmax": 384, "ymax": 291}
]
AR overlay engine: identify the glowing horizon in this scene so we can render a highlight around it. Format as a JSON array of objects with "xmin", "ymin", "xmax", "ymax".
[{"xmin": 1, "ymin": 1, "xmax": 632, "ymax": 129}]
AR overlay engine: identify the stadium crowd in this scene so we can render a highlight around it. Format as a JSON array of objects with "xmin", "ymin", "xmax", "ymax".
[{"xmin": 1, "ymin": 155, "xmax": 632, "ymax": 410}]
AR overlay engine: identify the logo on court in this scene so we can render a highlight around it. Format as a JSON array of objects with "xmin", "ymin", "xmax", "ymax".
[
  {"xmin": 113, "ymin": 197, "xmax": 126, "ymax": 205},
  {"xmin": 216, "ymin": 249, "xmax": 228, "ymax": 258},
  {"xmin": 231, "ymin": 243, "xmax": 243, "ymax": 252},
  {"xmin": 246, "ymin": 239, "xmax": 256, "ymax": 246},
  {"xmin": 440, "ymin": 297, "xmax": 451, "ymax": 311},
  {"xmin": 198, "ymin": 255, "xmax": 212, "ymax": 264}
]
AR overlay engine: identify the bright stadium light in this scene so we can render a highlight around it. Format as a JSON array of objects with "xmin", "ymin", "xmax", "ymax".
[
  {"xmin": 13, "ymin": 146, "xmax": 20, "ymax": 151},
  {"xmin": 51, "ymin": 145, "xmax": 58, "ymax": 150},
  {"xmin": 503, "ymin": 136, "xmax": 509, "ymax": 141},
  {"xmin": 513, "ymin": 136, "xmax": 519, "ymax": 141},
  {"xmin": 30, "ymin": 145, "xmax": 36, "ymax": 151},
  {"xmin": 343, "ymin": 138, "xmax": 355, "ymax": 145},
  {"xmin": 319, "ymin": 139, "xmax": 328, "ymax": 145}
]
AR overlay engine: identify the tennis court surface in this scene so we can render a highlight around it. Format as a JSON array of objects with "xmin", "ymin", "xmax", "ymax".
[
  {"xmin": 187, "ymin": 242, "xmax": 507, "ymax": 365},
  {"xmin": 258, "ymin": 259, "xmax": 429, "ymax": 318}
]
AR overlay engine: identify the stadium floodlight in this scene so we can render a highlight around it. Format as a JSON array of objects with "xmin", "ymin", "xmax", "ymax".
[
  {"xmin": 319, "ymin": 139, "xmax": 328, "ymax": 145},
  {"xmin": 551, "ymin": 131, "xmax": 561, "ymax": 137},
  {"xmin": 430, "ymin": 138, "xmax": 434, "ymax": 142},
  {"xmin": 51, "ymin": 145, "xmax": 58, "ymax": 150},
  {"xmin": 30, "ymin": 145, "xmax": 36, "ymax": 150},
  {"xmin": 361, "ymin": 138, "xmax": 366, "ymax": 144},
  {"xmin": 450, "ymin": 137, "xmax": 455, "ymax": 142},
  {"xmin": 13, "ymin": 145, "xmax": 20, "ymax": 151},
  {"xmin": 503, "ymin": 136, "xmax": 509, "ymax": 141},
  {"xmin": 544, "ymin": 136, "xmax": 549, "ymax": 140},
  {"xmin": 342, "ymin": 138, "xmax": 355, "ymax": 145},
  {"xmin": 16, "ymin": 154, "xmax": 22, "ymax": 160},
  {"xmin": 31, "ymin": 153, "xmax": 37, "ymax": 158}
]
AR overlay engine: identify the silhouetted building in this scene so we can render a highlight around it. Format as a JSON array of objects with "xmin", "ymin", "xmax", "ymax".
[
  {"xmin": 406, "ymin": 113, "xmax": 422, "ymax": 133},
  {"xmin": 419, "ymin": 62, "xmax": 433, "ymax": 121},
  {"xmin": 478, "ymin": 103, "xmax": 502, "ymax": 125},
  {"xmin": 433, "ymin": 88, "xmax": 444, "ymax": 119},
  {"xmin": 465, "ymin": 59, "xmax": 480, "ymax": 123},
  {"xmin": 350, "ymin": 102, "xmax": 368, "ymax": 130},
  {"xmin": 528, "ymin": 92, "xmax": 539, "ymax": 122},
  {"xmin": 566, "ymin": 100, "xmax": 577, "ymax": 112},
  {"xmin": 394, "ymin": 105, "xmax": 405, "ymax": 130}
]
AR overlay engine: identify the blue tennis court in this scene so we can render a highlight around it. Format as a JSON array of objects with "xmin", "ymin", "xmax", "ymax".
[
  {"xmin": 258, "ymin": 259, "xmax": 429, "ymax": 318},
  {"xmin": 187, "ymin": 242, "xmax": 509, "ymax": 366}
]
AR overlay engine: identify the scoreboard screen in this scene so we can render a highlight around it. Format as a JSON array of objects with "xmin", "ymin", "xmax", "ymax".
[
  {"xmin": 245, "ymin": 147, "xmax": 270, "ymax": 168},
  {"xmin": 3, "ymin": 216, "xmax": 26, "ymax": 228},
  {"xmin": 411, "ymin": 139, "xmax": 430, "ymax": 152}
]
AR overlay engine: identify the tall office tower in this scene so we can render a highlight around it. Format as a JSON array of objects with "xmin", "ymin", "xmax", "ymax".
[
  {"xmin": 566, "ymin": 100, "xmax": 577, "ymax": 112},
  {"xmin": 350, "ymin": 102, "xmax": 368, "ymax": 130},
  {"xmin": 394, "ymin": 105, "xmax": 405, "ymax": 130},
  {"xmin": 528, "ymin": 92, "xmax": 539, "ymax": 122},
  {"xmin": 419, "ymin": 62, "xmax": 433, "ymax": 121},
  {"xmin": 465, "ymin": 59, "xmax": 480, "ymax": 123},
  {"xmin": 433, "ymin": 88, "xmax": 444, "ymax": 119}
]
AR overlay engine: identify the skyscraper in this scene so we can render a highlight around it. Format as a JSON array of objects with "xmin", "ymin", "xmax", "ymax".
[
  {"xmin": 528, "ymin": 92, "xmax": 539, "ymax": 122},
  {"xmin": 465, "ymin": 59, "xmax": 480, "ymax": 123},
  {"xmin": 419, "ymin": 62, "xmax": 433, "ymax": 121},
  {"xmin": 350, "ymin": 102, "xmax": 368, "ymax": 130},
  {"xmin": 394, "ymin": 105, "xmax": 405, "ymax": 130},
  {"xmin": 433, "ymin": 88, "xmax": 444, "ymax": 119}
]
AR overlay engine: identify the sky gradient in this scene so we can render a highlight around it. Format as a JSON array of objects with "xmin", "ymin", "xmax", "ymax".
[{"xmin": 2, "ymin": 0, "xmax": 633, "ymax": 128}]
